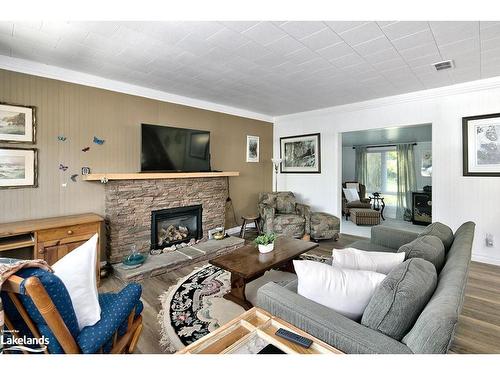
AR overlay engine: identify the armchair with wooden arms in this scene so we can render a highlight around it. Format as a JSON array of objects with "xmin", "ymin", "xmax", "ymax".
[
  {"xmin": 1, "ymin": 267, "xmax": 143, "ymax": 354},
  {"xmin": 258, "ymin": 192, "xmax": 311, "ymax": 238},
  {"xmin": 342, "ymin": 181, "xmax": 372, "ymax": 220}
]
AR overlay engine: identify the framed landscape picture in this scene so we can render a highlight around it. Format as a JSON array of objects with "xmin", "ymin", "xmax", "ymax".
[
  {"xmin": 0, "ymin": 102, "xmax": 36, "ymax": 143},
  {"xmin": 0, "ymin": 147, "xmax": 38, "ymax": 188},
  {"xmin": 246, "ymin": 135, "xmax": 259, "ymax": 162},
  {"xmin": 280, "ymin": 133, "xmax": 321, "ymax": 173},
  {"xmin": 463, "ymin": 113, "xmax": 500, "ymax": 176}
]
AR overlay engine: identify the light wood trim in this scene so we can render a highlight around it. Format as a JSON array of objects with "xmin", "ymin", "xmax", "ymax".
[
  {"xmin": 2, "ymin": 274, "xmax": 23, "ymax": 293},
  {"xmin": 110, "ymin": 317, "xmax": 143, "ymax": 354},
  {"xmin": 81, "ymin": 171, "xmax": 240, "ymax": 181},
  {"xmin": 24, "ymin": 276, "xmax": 80, "ymax": 354},
  {"xmin": 0, "ymin": 213, "xmax": 103, "ymax": 237},
  {"xmin": 0, "ymin": 235, "xmax": 35, "ymax": 252},
  {"xmin": 128, "ymin": 322, "xmax": 143, "ymax": 354}
]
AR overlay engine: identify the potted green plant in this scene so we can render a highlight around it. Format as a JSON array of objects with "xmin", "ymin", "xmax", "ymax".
[{"xmin": 254, "ymin": 233, "xmax": 276, "ymax": 254}]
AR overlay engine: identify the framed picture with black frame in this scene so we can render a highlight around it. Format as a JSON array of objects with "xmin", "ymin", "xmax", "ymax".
[
  {"xmin": 463, "ymin": 113, "xmax": 500, "ymax": 176},
  {"xmin": 280, "ymin": 133, "xmax": 321, "ymax": 173}
]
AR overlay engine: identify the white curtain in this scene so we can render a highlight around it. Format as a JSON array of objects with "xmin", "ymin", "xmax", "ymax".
[
  {"xmin": 355, "ymin": 146, "xmax": 368, "ymax": 185},
  {"xmin": 396, "ymin": 144, "xmax": 417, "ymax": 220}
]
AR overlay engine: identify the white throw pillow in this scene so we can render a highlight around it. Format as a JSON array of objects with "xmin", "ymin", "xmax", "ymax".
[
  {"xmin": 345, "ymin": 182, "xmax": 360, "ymax": 192},
  {"xmin": 52, "ymin": 233, "xmax": 101, "ymax": 330},
  {"xmin": 293, "ymin": 260, "xmax": 386, "ymax": 321},
  {"xmin": 332, "ymin": 248, "xmax": 405, "ymax": 274},
  {"xmin": 343, "ymin": 188, "xmax": 360, "ymax": 202}
]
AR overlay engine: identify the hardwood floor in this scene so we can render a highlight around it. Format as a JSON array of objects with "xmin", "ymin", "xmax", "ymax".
[{"xmin": 100, "ymin": 234, "xmax": 500, "ymax": 354}]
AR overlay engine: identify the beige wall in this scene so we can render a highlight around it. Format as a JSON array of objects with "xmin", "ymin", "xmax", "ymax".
[{"xmin": 0, "ymin": 69, "xmax": 273, "ymax": 224}]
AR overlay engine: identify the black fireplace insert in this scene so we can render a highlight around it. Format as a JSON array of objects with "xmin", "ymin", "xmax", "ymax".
[{"xmin": 151, "ymin": 204, "xmax": 203, "ymax": 249}]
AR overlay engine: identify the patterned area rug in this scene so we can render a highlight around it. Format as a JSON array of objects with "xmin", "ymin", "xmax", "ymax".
[{"xmin": 157, "ymin": 254, "xmax": 331, "ymax": 353}]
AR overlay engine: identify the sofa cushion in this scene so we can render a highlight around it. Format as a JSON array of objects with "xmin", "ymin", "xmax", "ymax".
[
  {"xmin": 418, "ymin": 222, "xmax": 454, "ymax": 251},
  {"xmin": 361, "ymin": 258, "xmax": 437, "ymax": 341},
  {"xmin": 397, "ymin": 235, "xmax": 445, "ymax": 272},
  {"xmin": 332, "ymin": 248, "xmax": 405, "ymax": 274},
  {"xmin": 294, "ymin": 260, "xmax": 386, "ymax": 321},
  {"xmin": 276, "ymin": 193, "xmax": 296, "ymax": 214}
]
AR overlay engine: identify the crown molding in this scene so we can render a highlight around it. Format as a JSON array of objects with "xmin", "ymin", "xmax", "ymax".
[
  {"xmin": 275, "ymin": 75, "xmax": 500, "ymax": 121},
  {"xmin": 0, "ymin": 55, "xmax": 274, "ymax": 123}
]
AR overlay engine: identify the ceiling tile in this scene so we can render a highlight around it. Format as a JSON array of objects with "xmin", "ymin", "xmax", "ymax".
[
  {"xmin": 390, "ymin": 29, "xmax": 436, "ymax": 51},
  {"xmin": 380, "ymin": 21, "xmax": 429, "ymax": 40},
  {"xmin": 398, "ymin": 43, "xmax": 440, "ymax": 61},
  {"xmin": 339, "ymin": 22, "xmax": 384, "ymax": 46},
  {"xmin": 364, "ymin": 47, "xmax": 400, "ymax": 65},
  {"xmin": 299, "ymin": 27, "xmax": 342, "ymax": 51},
  {"xmin": 316, "ymin": 42, "xmax": 355, "ymax": 61},
  {"xmin": 220, "ymin": 21, "xmax": 259, "ymax": 33},
  {"xmin": 438, "ymin": 37, "xmax": 479, "ymax": 59},
  {"xmin": 265, "ymin": 35, "xmax": 303, "ymax": 55},
  {"xmin": 206, "ymin": 27, "xmax": 251, "ymax": 50},
  {"xmin": 242, "ymin": 22, "xmax": 287, "ymax": 46},
  {"xmin": 429, "ymin": 21, "xmax": 479, "ymax": 45},
  {"xmin": 352, "ymin": 36, "xmax": 392, "ymax": 56},
  {"xmin": 325, "ymin": 21, "xmax": 368, "ymax": 34},
  {"xmin": 278, "ymin": 21, "xmax": 327, "ymax": 39}
]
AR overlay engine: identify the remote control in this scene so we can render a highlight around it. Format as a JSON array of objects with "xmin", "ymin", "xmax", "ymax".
[{"xmin": 275, "ymin": 328, "xmax": 313, "ymax": 348}]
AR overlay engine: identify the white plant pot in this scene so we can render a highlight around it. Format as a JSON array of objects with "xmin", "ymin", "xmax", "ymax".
[{"xmin": 258, "ymin": 242, "xmax": 274, "ymax": 254}]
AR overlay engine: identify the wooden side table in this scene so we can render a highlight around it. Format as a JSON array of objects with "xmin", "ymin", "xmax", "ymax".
[{"xmin": 239, "ymin": 215, "xmax": 262, "ymax": 238}]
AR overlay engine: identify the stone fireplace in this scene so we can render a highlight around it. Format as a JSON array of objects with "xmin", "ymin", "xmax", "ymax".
[
  {"xmin": 151, "ymin": 204, "xmax": 203, "ymax": 249},
  {"xmin": 105, "ymin": 177, "xmax": 227, "ymax": 263}
]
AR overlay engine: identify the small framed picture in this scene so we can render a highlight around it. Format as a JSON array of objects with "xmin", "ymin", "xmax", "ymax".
[
  {"xmin": 246, "ymin": 135, "xmax": 259, "ymax": 162},
  {"xmin": 0, "ymin": 102, "xmax": 36, "ymax": 143},
  {"xmin": 280, "ymin": 133, "xmax": 321, "ymax": 173},
  {"xmin": 463, "ymin": 113, "xmax": 500, "ymax": 176},
  {"xmin": 0, "ymin": 147, "xmax": 38, "ymax": 189}
]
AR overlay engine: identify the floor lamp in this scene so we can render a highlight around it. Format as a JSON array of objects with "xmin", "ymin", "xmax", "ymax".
[{"xmin": 271, "ymin": 158, "xmax": 282, "ymax": 192}]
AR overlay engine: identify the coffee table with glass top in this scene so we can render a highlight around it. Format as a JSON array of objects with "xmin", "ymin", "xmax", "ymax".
[{"xmin": 209, "ymin": 236, "xmax": 318, "ymax": 309}]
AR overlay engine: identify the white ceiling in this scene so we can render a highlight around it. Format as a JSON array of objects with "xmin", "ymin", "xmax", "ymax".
[
  {"xmin": 0, "ymin": 21, "xmax": 499, "ymax": 116},
  {"xmin": 342, "ymin": 123, "xmax": 432, "ymax": 146}
]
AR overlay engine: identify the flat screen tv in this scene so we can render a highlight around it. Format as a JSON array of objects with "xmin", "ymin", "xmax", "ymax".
[{"xmin": 141, "ymin": 124, "xmax": 211, "ymax": 172}]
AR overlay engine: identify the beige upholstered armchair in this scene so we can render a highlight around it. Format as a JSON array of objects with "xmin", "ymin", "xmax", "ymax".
[
  {"xmin": 342, "ymin": 181, "xmax": 372, "ymax": 219},
  {"xmin": 258, "ymin": 192, "xmax": 311, "ymax": 238}
]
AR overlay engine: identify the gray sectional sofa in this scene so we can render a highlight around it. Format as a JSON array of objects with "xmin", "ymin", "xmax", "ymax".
[{"xmin": 256, "ymin": 221, "xmax": 475, "ymax": 354}]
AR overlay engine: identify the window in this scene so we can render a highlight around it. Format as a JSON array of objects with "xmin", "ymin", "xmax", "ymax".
[{"xmin": 366, "ymin": 148, "xmax": 398, "ymax": 217}]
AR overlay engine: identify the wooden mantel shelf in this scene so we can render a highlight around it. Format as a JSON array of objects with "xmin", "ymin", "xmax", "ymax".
[{"xmin": 81, "ymin": 171, "xmax": 240, "ymax": 182}]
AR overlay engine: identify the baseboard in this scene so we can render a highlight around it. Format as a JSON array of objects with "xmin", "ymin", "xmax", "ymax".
[{"xmin": 471, "ymin": 254, "xmax": 500, "ymax": 266}]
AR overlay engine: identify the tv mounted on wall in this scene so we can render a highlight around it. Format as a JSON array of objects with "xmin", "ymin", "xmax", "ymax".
[{"xmin": 141, "ymin": 124, "xmax": 211, "ymax": 172}]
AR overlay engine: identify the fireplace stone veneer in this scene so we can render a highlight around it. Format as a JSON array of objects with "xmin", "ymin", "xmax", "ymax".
[{"xmin": 105, "ymin": 177, "xmax": 228, "ymax": 263}]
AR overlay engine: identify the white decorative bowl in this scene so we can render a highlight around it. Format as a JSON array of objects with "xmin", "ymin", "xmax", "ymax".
[{"xmin": 258, "ymin": 242, "xmax": 274, "ymax": 254}]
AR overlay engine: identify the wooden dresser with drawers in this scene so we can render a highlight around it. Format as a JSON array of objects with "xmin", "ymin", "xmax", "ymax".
[{"xmin": 0, "ymin": 213, "xmax": 103, "ymax": 281}]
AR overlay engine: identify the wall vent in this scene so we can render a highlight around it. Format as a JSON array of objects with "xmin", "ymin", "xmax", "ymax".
[{"xmin": 432, "ymin": 60, "xmax": 454, "ymax": 71}]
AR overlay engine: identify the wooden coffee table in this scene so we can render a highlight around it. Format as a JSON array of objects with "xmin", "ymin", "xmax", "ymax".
[
  {"xmin": 177, "ymin": 307, "xmax": 342, "ymax": 354},
  {"xmin": 209, "ymin": 236, "xmax": 318, "ymax": 309}
]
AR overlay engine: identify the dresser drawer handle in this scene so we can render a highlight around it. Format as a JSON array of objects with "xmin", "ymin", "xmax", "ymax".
[{"xmin": 67, "ymin": 230, "xmax": 74, "ymax": 235}]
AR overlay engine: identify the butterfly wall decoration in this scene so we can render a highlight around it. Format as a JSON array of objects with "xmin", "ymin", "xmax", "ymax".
[
  {"xmin": 70, "ymin": 174, "xmax": 78, "ymax": 182},
  {"xmin": 82, "ymin": 146, "xmax": 90, "ymax": 152},
  {"xmin": 59, "ymin": 164, "xmax": 68, "ymax": 171},
  {"xmin": 57, "ymin": 135, "xmax": 67, "ymax": 141},
  {"xmin": 93, "ymin": 136, "xmax": 105, "ymax": 145}
]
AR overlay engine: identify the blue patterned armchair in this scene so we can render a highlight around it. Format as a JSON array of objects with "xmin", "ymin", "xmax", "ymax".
[
  {"xmin": 1, "ymin": 267, "xmax": 143, "ymax": 354},
  {"xmin": 258, "ymin": 192, "xmax": 311, "ymax": 238}
]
